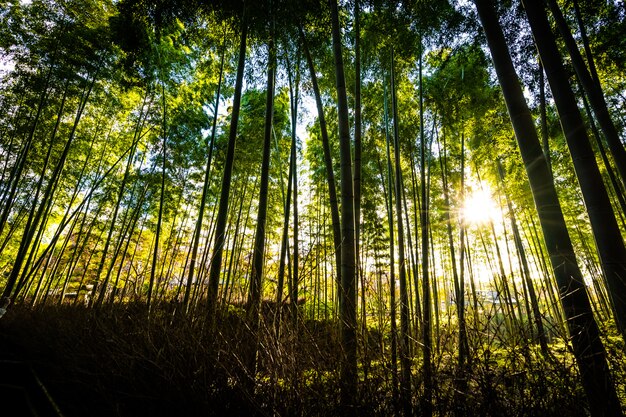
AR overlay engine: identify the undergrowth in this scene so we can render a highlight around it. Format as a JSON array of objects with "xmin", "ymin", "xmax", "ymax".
[{"xmin": 0, "ymin": 302, "xmax": 621, "ymax": 416}]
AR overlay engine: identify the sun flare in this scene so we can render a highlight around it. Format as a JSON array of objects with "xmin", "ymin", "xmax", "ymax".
[{"xmin": 462, "ymin": 188, "xmax": 499, "ymax": 225}]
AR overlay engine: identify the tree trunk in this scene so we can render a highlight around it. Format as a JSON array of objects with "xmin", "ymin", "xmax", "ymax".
[
  {"xmin": 330, "ymin": 0, "xmax": 357, "ymax": 408},
  {"xmin": 246, "ymin": 31, "xmax": 276, "ymax": 383},
  {"xmin": 207, "ymin": 10, "xmax": 248, "ymax": 319},
  {"xmin": 275, "ymin": 115, "xmax": 294, "ymax": 310},
  {"xmin": 353, "ymin": 0, "xmax": 363, "ymax": 313},
  {"xmin": 390, "ymin": 48, "xmax": 412, "ymax": 415},
  {"xmin": 498, "ymin": 161, "xmax": 549, "ymax": 355},
  {"xmin": 183, "ymin": 29, "xmax": 226, "ymax": 313},
  {"xmin": 147, "ymin": 79, "xmax": 168, "ymax": 315},
  {"xmin": 457, "ymin": 131, "xmax": 469, "ymax": 369},
  {"xmin": 288, "ymin": 50, "xmax": 300, "ymax": 322},
  {"xmin": 538, "ymin": 61, "xmax": 551, "ymax": 174},
  {"xmin": 300, "ymin": 26, "xmax": 342, "ymax": 285},
  {"xmin": 419, "ymin": 40, "xmax": 433, "ymax": 417},
  {"xmin": 581, "ymin": 92, "xmax": 626, "ymax": 218},
  {"xmin": 382, "ymin": 82, "xmax": 399, "ymax": 403}
]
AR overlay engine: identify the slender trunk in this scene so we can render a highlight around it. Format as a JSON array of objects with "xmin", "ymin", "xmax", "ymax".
[
  {"xmin": 581, "ymin": 93, "xmax": 626, "ymax": 218},
  {"xmin": 299, "ymin": 26, "xmax": 342, "ymax": 284},
  {"xmin": 458, "ymin": 131, "xmax": 468, "ymax": 369},
  {"xmin": 408, "ymin": 151, "xmax": 422, "ymax": 331},
  {"xmin": 147, "ymin": 81, "xmax": 168, "ymax": 315},
  {"xmin": 437, "ymin": 129, "xmax": 465, "ymax": 366},
  {"xmin": 288, "ymin": 49, "xmax": 300, "ymax": 321},
  {"xmin": 221, "ymin": 179, "xmax": 248, "ymax": 306},
  {"xmin": 184, "ymin": 31, "xmax": 226, "ymax": 313},
  {"xmin": 353, "ymin": 0, "xmax": 363, "ymax": 310},
  {"xmin": 330, "ymin": 0, "xmax": 357, "ymax": 407},
  {"xmin": 248, "ymin": 32, "xmax": 275, "ymax": 313},
  {"xmin": 275, "ymin": 133, "xmax": 294, "ymax": 308},
  {"xmin": 207, "ymin": 10, "xmax": 247, "ymax": 318},
  {"xmin": 539, "ymin": 61, "xmax": 551, "ymax": 174},
  {"xmin": 404, "ymin": 159, "xmax": 422, "ymax": 338},
  {"xmin": 382, "ymin": 85, "xmax": 399, "ymax": 403},
  {"xmin": 419, "ymin": 41, "xmax": 433, "ymax": 417},
  {"xmin": 390, "ymin": 49, "xmax": 411, "ymax": 415},
  {"xmin": 275, "ymin": 97, "xmax": 295, "ymax": 309},
  {"xmin": 246, "ymin": 31, "xmax": 276, "ymax": 382},
  {"xmin": 571, "ymin": 0, "xmax": 599, "ymax": 95}
]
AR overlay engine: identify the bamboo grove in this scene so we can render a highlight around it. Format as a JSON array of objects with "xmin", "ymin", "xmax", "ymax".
[{"xmin": 0, "ymin": 0, "xmax": 625, "ymax": 415}]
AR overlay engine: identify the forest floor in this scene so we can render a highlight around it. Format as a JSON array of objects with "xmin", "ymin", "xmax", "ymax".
[{"xmin": 0, "ymin": 303, "xmax": 623, "ymax": 416}]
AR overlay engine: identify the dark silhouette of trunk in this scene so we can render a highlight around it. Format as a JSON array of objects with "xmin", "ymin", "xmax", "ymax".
[
  {"xmin": 538, "ymin": 61, "xmax": 551, "ymax": 174},
  {"xmin": 382, "ymin": 81, "xmax": 399, "ymax": 403},
  {"xmin": 408, "ymin": 151, "xmax": 423, "ymax": 331},
  {"xmin": 581, "ymin": 92, "xmax": 626, "ymax": 220},
  {"xmin": 419, "ymin": 40, "xmax": 433, "ymax": 417},
  {"xmin": 207, "ymin": 9, "xmax": 248, "ymax": 319},
  {"xmin": 183, "ymin": 29, "xmax": 226, "ymax": 313},
  {"xmin": 299, "ymin": 26, "xmax": 342, "ymax": 284},
  {"xmin": 390, "ymin": 48, "xmax": 411, "ymax": 416},
  {"xmin": 275, "ymin": 111, "xmax": 294, "ymax": 309},
  {"xmin": 287, "ymin": 49, "xmax": 300, "ymax": 321},
  {"xmin": 523, "ymin": 0, "xmax": 626, "ymax": 339},
  {"xmin": 248, "ymin": 52, "xmax": 275, "ymax": 304},
  {"xmin": 147, "ymin": 80, "xmax": 168, "ymax": 314},
  {"xmin": 526, "ymin": 212, "xmax": 566, "ymax": 332},
  {"xmin": 330, "ymin": 0, "xmax": 357, "ymax": 408},
  {"xmin": 437, "ymin": 132, "xmax": 462, "ymax": 352},
  {"xmin": 572, "ymin": 0, "xmax": 600, "ymax": 90},
  {"xmin": 353, "ymin": 0, "xmax": 363, "ymax": 306},
  {"xmin": 474, "ymin": 0, "xmax": 621, "ymax": 415},
  {"xmin": 457, "ymin": 131, "xmax": 469, "ymax": 369},
  {"xmin": 275, "ymin": 135, "xmax": 293, "ymax": 312},
  {"xmin": 546, "ymin": 0, "xmax": 626, "ymax": 189},
  {"xmin": 246, "ymin": 30, "xmax": 276, "ymax": 382}
]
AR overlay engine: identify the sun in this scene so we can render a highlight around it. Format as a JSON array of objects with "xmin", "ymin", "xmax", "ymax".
[{"xmin": 462, "ymin": 188, "xmax": 499, "ymax": 225}]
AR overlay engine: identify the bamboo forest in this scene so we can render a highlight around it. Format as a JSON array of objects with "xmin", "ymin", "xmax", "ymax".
[{"xmin": 0, "ymin": 0, "xmax": 625, "ymax": 415}]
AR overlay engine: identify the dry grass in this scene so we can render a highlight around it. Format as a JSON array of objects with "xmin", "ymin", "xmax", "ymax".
[{"xmin": 0, "ymin": 302, "xmax": 618, "ymax": 416}]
